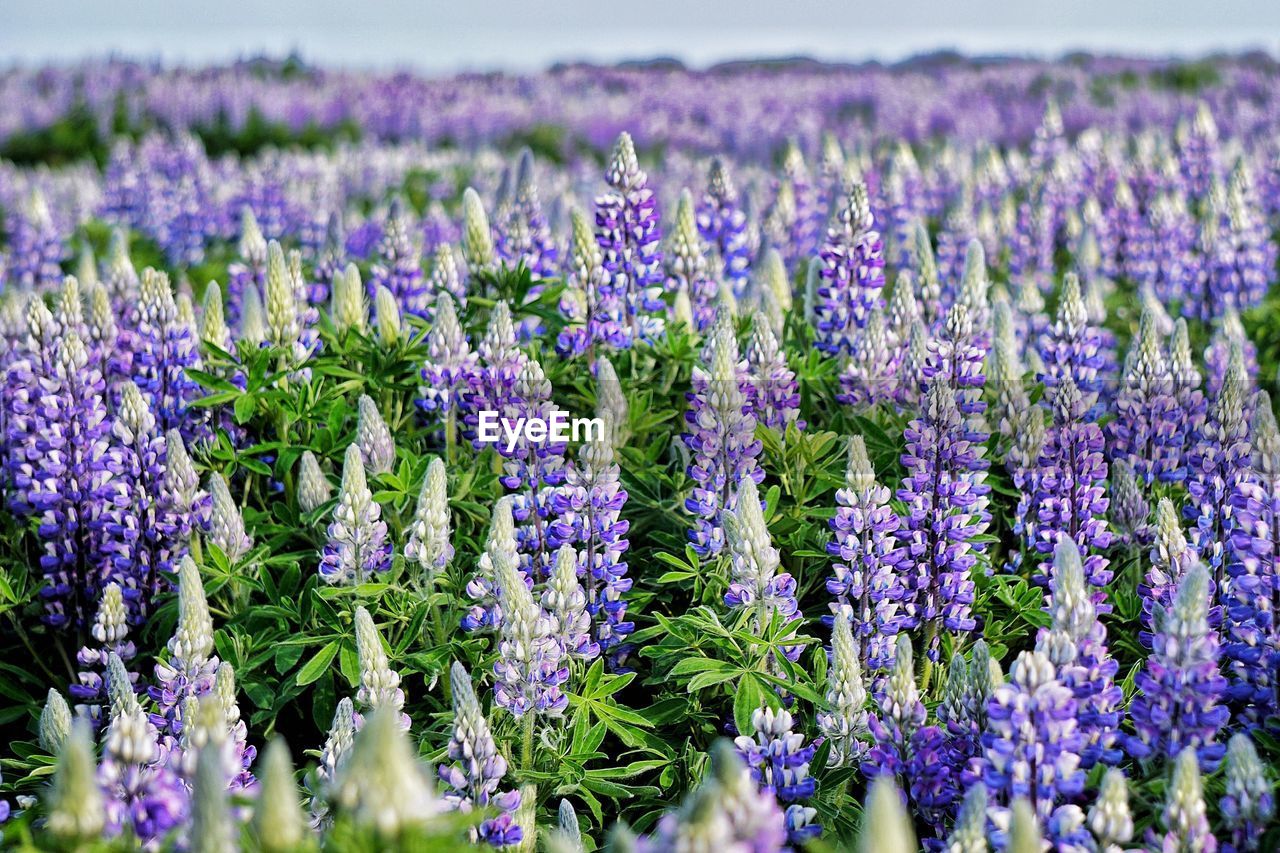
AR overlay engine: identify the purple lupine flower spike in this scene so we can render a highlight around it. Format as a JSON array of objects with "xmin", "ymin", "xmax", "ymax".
[
  {"xmin": 1036, "ymin": 539, "xmax": 1122, "ymax": 768},
  {"xmin": 1127, "ymin": 562, "xmax": 1229, "ymax": 772},
  {"xmin": 733, "ymin": 706, "xmax": 821, "ymax": 845},
  {"xmin": 70, "ymin": 583, "xmax": 138, "ymax": 728},
  {"xmin": 404, "ymin": 456, "xmax": 452, "ymax": 591},
  {"xmin": 981, "ymin": 649, "xmax": 1084, "ymax": 826},
  {"xmin": 818, "ymin": 614, "xmax": 869, "ymax": 768},
  {"xmin": 1109, "ymin": 459, "xmax": 1152, "ymax": 548},
  {"xmin": 439, "ymin": 661, "xmax": 523, "ymax": 847},
  {"xmin": 745, "ymin": 311, "xmax": 801, "ymax": 432},
  {"xmin": 682, "ymin": 320, "xmax": 762, "ymax": 557},
  {"xmin": 696, "ymin": 157, "xmax": 750, "ymax": 297},
  {"xmin": 319, "ymin": 443, "xmax": 392, "ymax": 585},
  {"xmin": 814, "ymin": 181, "xmax": 885, "ymax": 355},
  {"xmin": 1226, "ymin": 392, "xmax": 1280, "ymax": 720},
  {"xmin": 594, "ymin": 131, "xmax": 664, "ymax": 347},
  {"xmin": 1109, "ymin": 306, "xmax": 1181, "ymax": 485},
  {"xmin": 542, "ymin": 545, "xmax": 599, "ymax": 660},
  {"xmin": 151, "ymin": 555, "xmax": 219, "ymax": 744},
  {"xmin": 897, "ymin": 376, "xmax": 985, "ymax": 660},
  {"xmin": 1159, "ymin": 748, "xmax": 1218, "ymax": 853},
  {"xmin": 130, "ymin": 268, "xmax": 207, "ymax": 446},
  {"xmin": 827, "ymin": 434, "xmax": 906, "ymax": 673},
  {"xmin": 665, "ymin": 188, "xmax": 717, "ymax": 334},
  {"xmin": 464, "ymin": 497, "xmax": 520, "ymax": 633},
  {"xmin": 355, "ymin": 394, "xmax": 395, "ymax": 476},
  {"xmin": 370, "ymin": 197, "xmax": 429, "ymax": 318},
  {"xmin": 1221, "ymin": 734, "xmax": 1274, "ymax": 853},
  {"xmin": 492, "ymin": 530, "xmax": 568, "ymax": 718},
  {"xmin": 494, "ymin": 148, "xmax": 558, "ymax": 281},
  {"xmin": 723, "ymin": 476, "xmax": 801, "ymax": 659},
  {"xmin": 1185, "ymin": 345, "xmax": 1250, "ymax": 593}
]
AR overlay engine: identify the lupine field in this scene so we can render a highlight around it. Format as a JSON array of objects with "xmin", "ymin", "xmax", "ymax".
[{"xmin": 2, "ymin": 53, "xmax": 1280, "ymax": 851}]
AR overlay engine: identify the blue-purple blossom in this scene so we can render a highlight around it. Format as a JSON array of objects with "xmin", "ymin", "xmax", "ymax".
[
  {"xmin": 594, "ymin": 132, "xmax": 664, "ymax": 346},
  {"xmin": 494, "ymin": 148, "xmax": 558, "ymax": 281},
  {"xmin": 733, "ymin": 706, "xmax": 820, "ymax": 846},
  {"xmin": 492, "ymin": 533, "xmax": 568, "ymax": 718},
  {"xmin": 696, "ymin": 158, "xmax": 750, "ymax": 297},
  {"xmin": 745, "ymin": 311, "xmax": 801, "ymax": 432},
  {"xmin": 1127, "ymin": 562, "xmax": 1229, "ymax": 772},
  {"xmin": 70, "ymin": 583, "xmax": 137, "ymax": 728},
  {"xmin": 723, "ymin": 476, "xmax": 801, "ymax": 660},
  {"xmin": 665, "ymin": 188, "xmax": 717, "ymax": 335},
  {"xmin": 1159, "ymin": 747, "xmax": 1218, "ymax": 853},
  {"xmin": 818, "ymin": 614, "xmax": 869, "ymax": 768},
  {"xmin": 370, "ymin": 198, "xmax": 429, "ymax": 318},
  {"xmin": 813, "ymin": 181, "xmax": 885, "ymax": 355},
  {"xmin": 319, "ymin": 443, "xmax": 392, "ymax": 584},
  {"xmin": 1221, "ymin": 734, "xmax": 1274, "ymax": 853},
  {"xmin": 438, "ymin": 661, "xmax": 523, "ymax": 847}
]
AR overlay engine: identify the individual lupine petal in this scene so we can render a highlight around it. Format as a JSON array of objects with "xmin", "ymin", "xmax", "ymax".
[
  {"xmin": 1161, "ymin": 747, "xmax": 1216, "ymax": 853},
  {"xmin": 356, "ymin": 394, "xmax": 395, "ymax": 475},
  {"xmin": 40, "ymin": 688, "xmax": 73, "ymax": 754},
  {"xmin": 404, "ymin": 457, "xmax": 452, "ymax": 586},
  {"xmin": 858, "ymin": 776, "xmax": 915, "ymax": 853},
  {"xmin": 375, "ymin": 285, "xmax": 403, "ymax": 346},
  {"xmin": 354, "ymin": 606, "xmax": 406, "ymax": 724},
  {"xmin": 819, "ymin": 614, "xmax": 868, "ymax": 767},
  {"xmin": 1221, "ymin": 734, "xmax": 1274, "ymax": 853},
  {"xmin": 1007, "ymin": 799, "xmax": 1043, "ymax": 853},
  {"xmin": 947, "ymin": 782, "xmax": 988, "ymax": 853},
  {"xmin": 332, "ymin": 263, "xmax": 368, "ymax": 335},
  {"xmin": 440, "ymin": 661, "xmax": 523, "ymax": 847},
  {"xmin": 240, "ymin": 279, "xmax": 267, "ymax": 346},
  {"xmin": 320, "ymin": 444, "xmax": 392, "ymax": 584},
  {"xmin": 190, "ymin": 742, "xmax": 237, "ymax": 853},
  {"xmin": 208, "ymin": 473, "xmax": 253, "ymax": 562},
  {"xmin": 1127, "ymin": 562, "xmax": 1228, "ymax": 771},
  {"xmin": 462, "ymin": 187, "xmax": 497, "ymax": 273},
  {"xmin": 542, "ymin": 545, "xmax": 599, "ymax": 659},
  {"xmin": 298, "ymin": 450, "xmax": 333, "ymax": 514},
  {"xmin": 200, "ymin": 281, "xmax": 232, "ymax": 351},
  {"xmin": 1087, "ymin": 768, "xmax": 1134, "ymax": 853},
  {"xmin": 45, "ymin": 720, "xmax": 105, "ymax": 845},
  {"xmin": 254, "ymin": 739, "xmax": 307, "ymax": 853},
  {"xmin": 329, "ymin": 706, "xmax": 444, "ymax": 838}
]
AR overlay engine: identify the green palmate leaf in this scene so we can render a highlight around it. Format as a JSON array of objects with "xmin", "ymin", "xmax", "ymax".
[{"xmin": 295, "ymin": 640, "xmax": 340, "ymax": 686}]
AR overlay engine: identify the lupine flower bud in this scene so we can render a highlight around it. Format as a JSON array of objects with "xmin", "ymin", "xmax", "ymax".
[
  {"xmin": 106, "ymin": 651, "xmax": 142, "ymax": 718},
  {"xmin": 298, "ymin": 450, "xmax": 333, "ymax": 513},
  {"xmin": 758, "ymin": 248, "xmax": 792, "ymax": 313},
  {"xmin": 355, "ymin": 606, "xmax": 406, "ymax": 723},
  {"xmin": 330, "ymin": 707, "xmax": 443, "ymax": 837},
  {"xmin": 254, "ymin": 739, "xmax": 307, "ymax": 853},
  {"xmin": 172, "ymin": 555, "xmax": 214, "ymax": 665},
  {"xmin": 819, "ymin": 608, "xmax": 869, "ymax": 767},
  {"xmin": 1161, "ymin": 747, "xmax": 1215, "ymax": 852},
  {"xmin": 554, "ymin": 800, "xmax": 583, "ymax": 853},
  {"xmin": 595, "ymin": 356, "xmax": 629, "ymax": 446},
  {"xmin": 311, "ymin": 696, "xmax": 357, "ymax": 827},
  {"xmin": 46, "ymin": 720, "xmax": 106, "ymax": 844},
  {"xmin": 40, "ymin": 688, "xmax": 72, "ymax": 753},
  {"xmin": 462, "ymin": 187, "xmax": 496, "ymax": 272},
  {"xmin": 665, "ymin": 188, "xmax": 716, "ymax": 331},
  {"xmin": 240, "ymin": 280, "xmax": 267, "ymax": 346},
  {"xmin": 332, "ymin": 263, "xmax": 368, "ymax": 335},
  {"xmin": 209, "ymin": 473, "xmax": 253, "ymax": 562},
  {"xmin": 1088, "ymin": 768, "xmax": 1134, "ymax": 853},
  {"xmin": 190, "ymin": 742, "xmax": 236, "ymax": 853},
  {"xmin": 493, "ymin": 538, "xmax": 568, "ymax": 717},
  {"xmin": 723, "ymin": 477, "xmax": 799, "ymax": 652},
  {"xmin": 356, "ymin": 394, "xmax": 395, "ymax": 475},
  {"xmin": 859, "ymin": 776, "xmax": 915, "ymax": 853},
  {"xmin": 375, "ymin": 285, "xmax": 402, "ymax": 346},
  {"xmin": 947, "ymin": 783, "xmax": 988, "ymax": 853},
  {"xmin": 1222, "ymin": 734, "xmax": 1274, "ymax": 853},
  {"xmin": 405, "ymin": 457, "xmax": 452, "ymax": 586},
  {"xmin": 200, "ymin": 281, "xmax": 231, "ymax": 351},
  {"xmin": 1007, "ymin": 798, "xmax": 1043, "ymax": 853},
  {"xmin": 320, "ymin": 443, "xmax": 392, "ymax": 584}
]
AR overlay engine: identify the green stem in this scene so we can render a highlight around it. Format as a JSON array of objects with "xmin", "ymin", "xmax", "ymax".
[{"xmin": 521, "ymin": 712, "xmax": 536, "ymax": 771}]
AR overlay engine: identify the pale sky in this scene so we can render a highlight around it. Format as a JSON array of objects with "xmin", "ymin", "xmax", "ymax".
[{"xmin": 3, "ymin": 0, "xmax": 1278, "ymax": 71}]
